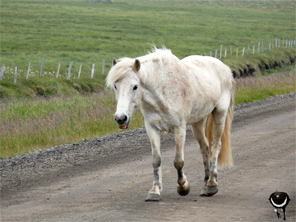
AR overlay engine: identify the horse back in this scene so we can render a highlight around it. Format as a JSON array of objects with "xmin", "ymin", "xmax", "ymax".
[{"xmin": 182, "ymin": 55, "xmax": 232, "ymax": 81}]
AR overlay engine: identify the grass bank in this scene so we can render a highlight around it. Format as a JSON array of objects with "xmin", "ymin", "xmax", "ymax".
[
  {"xmin": 1, "ymin": 68, "xmax": 295, "ymax": 159},
  {"xmin": 0, "ymin": 74, "xmax": 106, "ymax": 99}
]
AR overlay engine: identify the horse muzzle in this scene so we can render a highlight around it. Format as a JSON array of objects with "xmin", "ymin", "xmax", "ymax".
[{"xmin": 114, "ymin": 114, "xmax": 130, "ymax": 129}]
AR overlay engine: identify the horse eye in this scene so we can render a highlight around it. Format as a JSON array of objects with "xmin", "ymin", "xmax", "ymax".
[
  {"xmin": 133, "ymin": 85, "xmax": 138, "ymax": 91},
  {"xmin": 114, "ymin": 85, "xmax": 117, "ymax": 90}
]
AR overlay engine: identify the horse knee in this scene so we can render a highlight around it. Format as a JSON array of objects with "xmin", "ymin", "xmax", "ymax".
[
  {"xmin": 211, "ymin": 140, "xmax": 221, "ymax": 154},
  {"xmin": 174, "ymin": 159, "xmax": 184, "ymax": 171},
  {"xmin": 153, "ymin": 155, "xmax": 161, "ymax": 168}
]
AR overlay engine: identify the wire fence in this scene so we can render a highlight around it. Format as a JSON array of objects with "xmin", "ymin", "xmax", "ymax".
[{"xmin": 0, "ymin": 38, "xmax": 295, "ymax": 83}]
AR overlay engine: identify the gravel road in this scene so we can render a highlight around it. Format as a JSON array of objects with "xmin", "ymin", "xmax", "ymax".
[{"xmin": 1, "ymin": 92, "xmax": 295, "ymax": 221}]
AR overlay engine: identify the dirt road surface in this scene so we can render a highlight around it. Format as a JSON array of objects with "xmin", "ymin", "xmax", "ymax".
[{"xmin": 1, "ymin": 93, "xmax": 295, "ymax": 222}]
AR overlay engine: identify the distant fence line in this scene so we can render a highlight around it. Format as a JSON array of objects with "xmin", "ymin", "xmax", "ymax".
[
  {"xmin": 202, "ymin": 38, "xmax": 296, "ymax": 58},
  {"xmin": 0, "ymin": 59, "xmax": 108, "ymax": 84},
  {"xmin": 0, "ymin": 38, "xmax": 295, "ymax": 84}
]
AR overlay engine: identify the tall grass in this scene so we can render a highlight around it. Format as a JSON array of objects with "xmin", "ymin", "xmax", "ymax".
[
  {"xmin": 235, "ymin": 68, "xmax": 296, "ymax": 105},
  {"xmin": 1, "ymin": 67, "xmax": 295, "ymax": 159},
  {"xmin": 0, "ymin": 92, "xmax": 144, "ymax": 158}
]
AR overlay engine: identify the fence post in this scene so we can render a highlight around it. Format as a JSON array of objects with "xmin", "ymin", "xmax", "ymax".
[
  {"xmin": 0, "ymin": 63, "xmax": 4, "ymax": 80},
  {"xmin": 56, "ymin": 62, "xmax": 61, "ymax": 78},
  {"xmin": 78, "ymin": 64, "xmax": 82, "ymax": 79},
  {"xmin": 26, "ymin": 62, "xmax": 31, "ymax": 79},
  {"xmin": 14, "ymin": 66, "xmax": 18, "ymax": 84},
  {"xmin": 225, "ymin": 46, "xmax": 227, "ymax": 58},
  {"xmin": 67, "ymin": 61, "xmax": 73, "ymax": 80},
  {"xmin": 210, "ymin": 51, "xmax": 212, "ymax": 57},
  {"xmin": 242, "ymin": 47, "xmax": 245, "ymax": 57},
  {"xmin": 220, "ymin": 45, "xmax": 222, "ymax": 59},
  {"xmin": 258, "ymin": 42, "xmax": 260, "ymax": 53},
  {"xmin": 262, "ymin": 41, "xmax": 264, "ymax": 53},
  {"xmin": 91, "ymin": 63, "xmax": 95, "ymax": 79},
  {"xmin": 275, "ymin": 38, "xmax": 278, "ymax": 48},
  {"xmin": 102, "ymin": 59, "xmax": 105, "ymax": 75},
  {"xmin": 40, "ymin": 58, "xmax": 45, "ymax": 76},
  {"xmin": 247, "ymin": 44, "xmax": 249, "ymax": 56},
  {"xmin": 253, "ymin": 45, "xmax": 255, "ymax": 54},
  {"xmin": 286, "ymin": 39, "xmax": 288, "ymax": 47},
  {"xmin": 215, "ymin": 49, "xmax": 217, "ymax": 58}
]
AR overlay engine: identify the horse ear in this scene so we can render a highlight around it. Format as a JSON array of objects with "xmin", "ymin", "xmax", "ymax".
[
  {"xmin": 133, "ymin": 59, "xmax": 140, "ymax": 72},
  {"xmin": 112, "ymin": 59, "xmax": 117, "ymax": 66}
]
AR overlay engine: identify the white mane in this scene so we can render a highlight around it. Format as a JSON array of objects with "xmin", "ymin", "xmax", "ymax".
[{"xmin": 106, "ymin": 46, "xmax": 174, "ymax": 88}]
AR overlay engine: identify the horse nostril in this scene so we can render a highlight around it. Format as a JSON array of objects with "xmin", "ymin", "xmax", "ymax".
[{"xmin": 115, "ymin": 115, "xmax": 128, "ymax": 125}]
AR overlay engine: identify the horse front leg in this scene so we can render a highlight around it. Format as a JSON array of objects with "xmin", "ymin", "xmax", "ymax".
[
  {"xmin": 174, "ymin": 125, "xmax": 190, "ymax": 196},
  {"xmin": 145, "ymin": 123, "xmax": 162, "ymax": 201}
]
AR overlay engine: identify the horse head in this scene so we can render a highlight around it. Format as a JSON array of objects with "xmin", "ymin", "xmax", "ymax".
[{"xmin": 107, "ymin": 58, "xmax": 142, "ymax": 129}]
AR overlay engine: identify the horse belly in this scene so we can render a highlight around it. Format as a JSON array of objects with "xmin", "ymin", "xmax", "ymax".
[{"xmin": 186, "ymin": 101, "xmax": 217, "ymax": 125}]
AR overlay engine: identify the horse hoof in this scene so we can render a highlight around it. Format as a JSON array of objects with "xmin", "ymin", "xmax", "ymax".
[
  {"xmin": 145, "ymin": 193, "xmax": 160, "ymax": 201},
  {"xmin": 200, "ymin": 186, "xmax": 218, "ymax": 197},
  {"xmin": 200, "ymin": 189, "xmax": 208, "ymax": 196},
  {"xmin": 177, "ymin": 183, "xmax": 190, "ymax": 196},
  {"xmin": 206, "ymin": 186, "xmax": 218, "ymax": 196}
]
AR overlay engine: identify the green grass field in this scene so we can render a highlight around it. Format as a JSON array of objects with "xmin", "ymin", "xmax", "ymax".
[
  {"xmin": 0, "ymin": 0, "xmax": 295, "ymax": 158},
  {"xmin": 0, "ymin": 0, "xmax": 294, "ymax": 74}
]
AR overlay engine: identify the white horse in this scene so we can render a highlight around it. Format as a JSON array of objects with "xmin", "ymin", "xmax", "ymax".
[{"xmin": 106, "ymin": 47, "xmax": 234, "ymax": 201}]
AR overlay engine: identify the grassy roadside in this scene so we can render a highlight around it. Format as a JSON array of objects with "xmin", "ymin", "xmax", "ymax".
[
  {"xmin": 0, "ymin": 67, "xmax": 295, "ymax": 159},
  {"xmin": 235, "ymin": 67, "xmax": 295, "ymax": 105}
]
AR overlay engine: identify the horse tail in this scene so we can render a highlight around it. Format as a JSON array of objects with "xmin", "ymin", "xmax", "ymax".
[{"xmin": 206, "ymin": 85, "xmax": 234, "ymax": 169}]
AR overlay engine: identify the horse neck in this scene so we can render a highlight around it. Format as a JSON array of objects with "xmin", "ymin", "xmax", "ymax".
[
  {"xmin": 139, "ymin": 52, "xmax": 181, "ymax": 85},
  {"xmin": 139, "ymin": 54, "xmax": 183, "ymax": 107}
]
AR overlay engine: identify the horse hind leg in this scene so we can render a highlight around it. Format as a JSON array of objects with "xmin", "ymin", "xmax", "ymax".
[
  {"xmin": 174, "ymin": 125, "xmax": 190, "ymax": 196},
  {"xmin": 191, "ymin": 119, "xmax": 211, "ymax": 196},
  {"xmin": 206, "ymin": 104, "xmax": 229, "ymax": 195}
]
